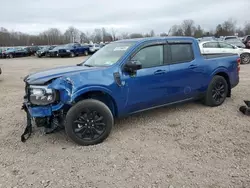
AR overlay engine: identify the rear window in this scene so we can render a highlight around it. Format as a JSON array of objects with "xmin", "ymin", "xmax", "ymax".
[{"xmin": 170, "ymin": 44, "xmax": 194, "ymax": 63}]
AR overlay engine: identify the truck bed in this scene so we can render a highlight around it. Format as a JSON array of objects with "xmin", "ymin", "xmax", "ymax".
[{"xmin": 202, "ymin": 53, "xmax": 238, "ymax": 59}]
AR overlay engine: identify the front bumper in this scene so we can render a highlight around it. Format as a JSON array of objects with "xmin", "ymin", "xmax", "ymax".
[{"xmin": 23, "ymin": 99, "xmax": 64, "ymax": 118}]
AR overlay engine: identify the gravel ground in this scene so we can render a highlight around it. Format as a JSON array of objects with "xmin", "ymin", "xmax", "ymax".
[{"xmin": 0, "ymin": 56, "xmax": 250, "ymax": 188}]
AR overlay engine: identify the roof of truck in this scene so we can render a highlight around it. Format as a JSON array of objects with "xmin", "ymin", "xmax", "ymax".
[{"xmin": 115, "ymin": 36, "xmax": 195, "ymax": 43}]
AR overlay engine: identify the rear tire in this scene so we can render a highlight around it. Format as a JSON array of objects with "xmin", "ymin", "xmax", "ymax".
[
  {"xmin": 203, "ymin": 75, "xmax": 228, "ymax": 107},
  {"xmin": 65, "ymin": 99, "xmax": 114, "ymax": 146},
  {"xmin": 240, "ymin": 53, "xmax": 250, "ymax": 64}
]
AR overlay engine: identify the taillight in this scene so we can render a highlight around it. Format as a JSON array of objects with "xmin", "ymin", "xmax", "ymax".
[{"xmin": 237, "ymin": 57, "xmax": 241, "ymax": 72}]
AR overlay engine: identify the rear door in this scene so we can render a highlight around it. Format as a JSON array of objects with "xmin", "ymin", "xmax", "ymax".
[
  {"xmin": 166, "ymin": 41, "xmax": 206, "ymax": 102},
  {"xmin": 202, "ymin": 42, "xmax": 222, "ymax": 53}
]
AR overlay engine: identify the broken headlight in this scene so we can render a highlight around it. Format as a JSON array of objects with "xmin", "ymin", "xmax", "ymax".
[{"xmin": 29, "ymin": 86, "xmax": 58, "ymax": 106}]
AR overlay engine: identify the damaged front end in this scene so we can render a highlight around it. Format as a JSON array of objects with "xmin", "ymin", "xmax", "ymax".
[{"xmin": 21, "ymin": 77, "xmax": 74, "ymax": 142}]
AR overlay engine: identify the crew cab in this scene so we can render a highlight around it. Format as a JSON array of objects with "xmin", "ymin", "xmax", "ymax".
[
  {"xmin": 21, "ymin": 37, "xmax": 240, "ymax": 146},
  {"xmin": 57, "ymin": 43, "xmax": 90, "ymax": 57},
  {"xmin": 199, "ymin": 41, "xmax": 250, "ymax": 64}
]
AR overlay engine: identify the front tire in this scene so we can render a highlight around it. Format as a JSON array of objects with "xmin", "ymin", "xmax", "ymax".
[
  {"xmin": 65, "ymin": 99, "xmax": 114, "ymax": 146},
  {"xmin": 203, "ymin": 75, "xmax": 228, "ymax": 107},
  {"xmin": 70, "ymin": 52, "xmax": 75, "ymax": 57}
]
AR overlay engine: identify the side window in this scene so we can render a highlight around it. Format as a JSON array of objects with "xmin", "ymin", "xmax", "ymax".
[
  {"xmin": 132, "ymin": 45, "xmax": 163, "ymax": 68},
  {"xmin": 203, "ymin": 42, "xmax": 219, "ymax": 48},
  {"xmin": 219, "ymin": 42, "xmax": 234, "ymax": 49},
  {"xmin": 170, "ymin": 43, "xmax": 194, "ymax": 64}
]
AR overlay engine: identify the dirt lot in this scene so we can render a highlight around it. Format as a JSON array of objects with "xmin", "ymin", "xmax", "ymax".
[{"xmin": 0, "ymin": 56, "xmax": 250, "ymax": 188}]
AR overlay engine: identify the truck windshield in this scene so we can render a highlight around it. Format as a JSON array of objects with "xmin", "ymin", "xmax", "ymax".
[{"xmin": 84, "ymin": 42, "xmax": 136, "ymax": 67}]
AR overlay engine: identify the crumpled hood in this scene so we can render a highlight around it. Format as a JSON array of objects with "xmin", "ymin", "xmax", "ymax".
[{"xmin": 24, "ymin": 65, "xmax": 103, "ymax": 85}]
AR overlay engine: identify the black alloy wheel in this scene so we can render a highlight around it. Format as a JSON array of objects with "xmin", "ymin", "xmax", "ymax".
[
  {"xmin": 211, "ymin": 81, "xmax": 226, "ymax": 104},
  {"xmin": 204, "ymin": 75, "xmax": 228, "ymax": 107},
  {"xmin": 65, "ymin": 99, "xmax": 113, "ymax": 146},
  {"xmin": 73, "ymin": 110, "xmax": 106, "ymax": 140}
]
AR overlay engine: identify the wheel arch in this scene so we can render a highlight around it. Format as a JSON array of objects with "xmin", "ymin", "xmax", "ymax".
[
  {"xmin": 73, "ymin": 89, "xmax": 118, "ymax": 117},
  {"xmin": 213, "ymin": 71, "xmax": 231, "ymax": 97}
]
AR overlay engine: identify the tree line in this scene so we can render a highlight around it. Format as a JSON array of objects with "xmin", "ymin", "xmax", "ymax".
[{"xmin": 0, "ymin": 18, "xmax": 250, "ymax": 47}]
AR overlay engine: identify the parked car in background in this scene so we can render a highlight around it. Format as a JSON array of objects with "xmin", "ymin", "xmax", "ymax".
[
  {"xmin": 21, "ymin": 37, "xmax": 240, "ymax": 145},
  {"xmin": 47, "ymin": 45, "xmax": 64, "ymax": 57},
  {"xmin": 25, "ymin": 46, "xmax": 41, "ymax": 56},
  {"xmin": 89, "ymin": 44, "xmax": 101, "ymax": 53},
  {"xmin": 36, "ymin": 45, "xmax": 56, "ymax": 57},
  {"xmin": 2, "ymin": 47, "xmax": 28, "ymax": 58},
  {"xmin": 246, "ymin": 40, "xmax": 250, "ymax": 49},
  {"xmin": 199, "ymin": 36, "xmax": 217, "ymax": 42},
  {"xmin": 57, "ymin": 43, "xmax": 90, "ymax": 57},
  {"xmin": 199, "ymin": 41, "xmax": 250, "ymax": 64},
  {"xmin": 220, "ymin": 36, "xmax": 245, "ymax": 48},
  {"xmin": 242, "ymin": 35, "xmax": 250, "ymax": 49},
  {"xmin": 0, "ymin": 48, "xmax": 3, "ymax": 58},
  {"xmin": 100, "ymin": 43, "xmax": 105, "ymax": 48}
]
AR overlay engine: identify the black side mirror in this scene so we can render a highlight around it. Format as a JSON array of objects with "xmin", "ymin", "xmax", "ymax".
[{"xmin": 123, "ymin": 60, "xmax": 142, "ymax": 73}]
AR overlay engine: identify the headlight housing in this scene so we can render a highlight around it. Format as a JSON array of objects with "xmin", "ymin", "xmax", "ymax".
[
  {"xmin": 29, "ymin": 86, "xmax": 59, "ymax": 106},
  {"xmin": 66, "ymin": 50, "xmax": 70, "ymax": 52}
]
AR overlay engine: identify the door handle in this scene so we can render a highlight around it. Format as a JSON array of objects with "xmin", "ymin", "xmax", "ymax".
[
  {"xmin": 154, "ymin": 70, "xmax": 166, "ymax": 75},
  {"xmin": 188, "ymin": 64, "xmax": 198, "ymax": 69}
]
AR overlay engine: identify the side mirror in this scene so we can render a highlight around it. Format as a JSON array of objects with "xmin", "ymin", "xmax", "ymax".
[{"xmin": 123, "ymin": 60, "xmax": 142, "ymax": 73}]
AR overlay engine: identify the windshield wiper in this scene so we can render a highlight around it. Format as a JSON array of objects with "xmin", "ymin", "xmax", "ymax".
[{"xmin": 83, "ymin": 64, "xmax": 94, "ymax": 67}]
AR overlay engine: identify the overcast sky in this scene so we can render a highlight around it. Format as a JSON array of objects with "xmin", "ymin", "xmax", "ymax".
[{"xmin": 0, "ymin": 0, "xmax": 249, "ymax": 35}]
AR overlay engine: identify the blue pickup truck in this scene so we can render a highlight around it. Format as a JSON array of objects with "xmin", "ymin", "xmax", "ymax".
[
  {"xmin": 21, "ymin": 37, "xmax": 240, "ymax": 145},
  {"xmin": 47, "ymin": 43, "xmax": 90, "ymax": 57}
]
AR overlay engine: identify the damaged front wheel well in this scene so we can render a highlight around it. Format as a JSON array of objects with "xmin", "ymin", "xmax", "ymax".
[{"xmin": 74, "ymin": 91, "xmax": 118, "ymax": 117}]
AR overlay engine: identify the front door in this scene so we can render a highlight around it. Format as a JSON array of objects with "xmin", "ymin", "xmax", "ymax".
[{"xmin": 121, "ymin": 44, "xmax": 170, "ymax": 113}]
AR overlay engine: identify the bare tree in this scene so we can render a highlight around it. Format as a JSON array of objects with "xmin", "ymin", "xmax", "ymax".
[
  {"xmin": 222, "ymin": 18, "xmax": 236, "ymax": 36},
  {"xmin": 111, "ymin": 28, "xmax": 117, "ymax": 41},
  {"xmin": 160, "ymin": 32, "xmax": 168, "ymax": 37},
  {"xmin": 120, "ymin": 32, "xmax": 130, "ymax": 39},
  {"xmin": 80, "ymin": 32, "xmax": 89, "ymax": 43},
  {"xmin": 101, "ymin": 28, "xmax": 112, "ymax": 42},
  {"xmin": 193, "ymin": 25, "xmax": 203, "ymax": 38},
  {"xmin": 244, "ymin": 22, "xmax": 250, "ymax": 35},
  {"xmin": 129, "ymin": 33, "xmax": 143, "ymax": 38},
  {"xmin": 91, "ymin": 28, "xmax": 102, "ymax": 43},
  {"xmin": 64, "ymin": 27, "xmax": 80, "ymax": 43},
  {"xmin": 150, "ymin": 30, "xmax": 155, "ymax": 37},
  {"xmin": 182, "ymin": 19, "xmax": 196, "ymax": 36},
  {"xmin": 171, "ymin": 25, "xmax": 183, "ymax": 36}
]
